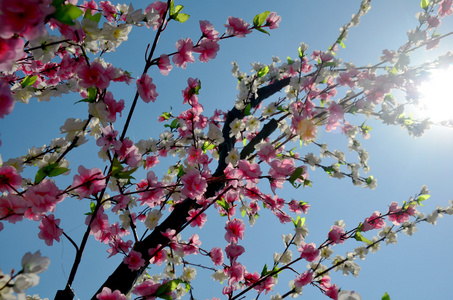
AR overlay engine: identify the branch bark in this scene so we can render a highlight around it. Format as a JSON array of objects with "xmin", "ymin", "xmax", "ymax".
[{"xmin": 88, "ymin": 77, "xmax": 290, "ymax": 299}]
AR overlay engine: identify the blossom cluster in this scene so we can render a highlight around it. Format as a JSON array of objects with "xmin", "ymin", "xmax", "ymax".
[{"xmin": 0, "ymin": 0, "xmax": 453, "ymax": 300}]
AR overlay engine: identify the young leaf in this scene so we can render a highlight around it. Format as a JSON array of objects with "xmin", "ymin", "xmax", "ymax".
[
  {"xmin": 257, "ymin": 66, "xmax": 269, "ymax": 77},
  {"xmin": 51, "ymin": 3, "xmax": 83, "ymax": 25},
  {"xmin": 35, "ymin": 163, "xmax": 69, "ymax": 184},
  {"xmin": 421, "ymin": 0, "xmax": 430, "ymax": 10},
  {"xmin": 21, "ymin": 76, "xmax": 38, "ymax": 88},
  {"xmin": 244, "ymin": 103, "xmax": 252, "ymax": 116},
  {"xmin": 253, "ymin": 11, "xmax": 270, "ymax": 27},
  {"xmin": 254, "ymin": 27, "xmax": 270, "ymax": 35},
  {"xmin": 382, "ymin": 292, "xmax": 391, "ymax": 300},
  {"xmin": 84, "ymin": 8, "xmax": 102, "ymax": 23},
  {"xmin": 174, "ymin": 13, "xmax": 190, "ymax": 23},
  {"xmin": 354, "ymin": 232, "xmax": 372, "ymax": 245}
]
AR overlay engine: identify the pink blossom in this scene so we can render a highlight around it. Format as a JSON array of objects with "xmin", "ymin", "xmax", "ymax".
[
  {"xmin": 438, "ymin": 0, "xmax": 453, "ymax": 18},
  {"xmin": 0, "ymin": 0, "xmax": 53, "ymax": 40},
  {"xmin": 108, "ymin": 238, "xmax": 133, "ymax": 258},
  {"xmin": 187, "ymin": 208, "xmax": 207, "ymax": 228},
  {"xmin": 96, "ymin": 287, "xmax": 127, "ymax": 300},
  {"xmin": 228, "ymin": 262, "xmax": 246, "ymax": 285},
  {"xmin": 291, "ymin": 115, "xmax": 317, "ymax": 141},
  {"xmin": 224, "ymin": 17, "xmax": 252, "ymax": 37},
  {"xmin": 144, "ymin": 155, "xmax": 159, "ymax": 170},
  {"xmin": 224, "ymin": 218, "xmax": 245, "ymax": 243},
  {"xmin": 81, "ymin": 0, "xmax": 98, "ymax": 14},
  {"xmin": 194, "ymin": 39, "xmax": 220, "ymax": 63},
  {"xmin": 180, "ymin": 169, "xmax": 207, "ymax": 200},
  {"xmin": 225, "ymin": 243, "xmax": 245, "ymax": 261},
  {"xmin": 103, "ymin": 92, "xmax": 125, "ymax": 123},
  {"xmin": 265, "ymin": 12, "xmax": 281, "ymax": 29},
  {"xmin": 326, "ymin": 102, "xmax": 344, "ymax": 132},
  {"xmin": 24, "ymin": 179, "xmax": 65, "ymax": 219},
  {"xmin": 157, "ymin": 54, "xmax": 173, "ymax": 76},
  {"xmin": 182, "ymin": 77, "xmax": 200, "ymax": 105},
  {"xmin": 136, "ymin": 74, "xmax": 158, "ymax": 103},
  {"xmin": 209, "ymin": 247, "xmax": 224, "ymax": 266},
  {"xmin": 0, "ymin": 194, "xmax": 28, "ymax": 223},
  {"xmin": 0, "ymin": 37, "xmax": 25, "ymax": 72},
  {"xmin": 257, "ymin": 142, "xmax": 276, "ymax": 163},
  {"xmin": 294, "ymin": 270, "xmax": 313, "ymax": 287},
  {"xmin": 132, "ymin": 279, "xmax": 160, "ymax": 297},
  {"xmin": 387, "ymin": 201, "xmax": 410, "ymax": 225},
  {"xmin": 38, "ymin": 214, "xmax": 63, "ymax": 246},
  {"xmin": 145, "ymin": 1, "xmax": 168, "ymax": 30},
  {"xmin": 0, "ymin": 166, "xmax": 22, "ymax": 192},
  {"xmin": 172, "ymin": 38, "xmax": 195, "ymax": 69},
  {"xmin": 149, "ymin": 245, "xmax": 167, "ymax": 266},
  {"xmin": 0, "ymin": 80, "xmax": 15, "ymax": 118},
  {"xmin": 299, "ymin": 242, "xmax": 319, "ymax": 262},
  {"xmin": 99, "ymin": 1, "xmax": 117, "ymax": 22},
  {"xmin": 114, "ymin": 139, "xmax": 142, "ymax": 168},
  {"xmin": 237, "ymin": 160, "xmax": 262, "ymax": 183},
  {"xmin": 181, "ymin": 233, "xmax": 201, "ymax": 255},
  {"xmin": 288, "ymin": 200, "xmax": 310, "ymax": 214},
  {"xmin": 72, "ymin": 166, "xmax": 106, "ymax": 199},
  {"xmin": 325, "ymin": 284, "xmax": 339, "ymax": 299},
  {"xmin": 362, "ymin": 211, "xmax": 385, "ymax": 232},
  {"xmin": 96, "ymin": 125, "xmax": 121, "ymax": 152},
  {"xmin": 200, "ymin": 20, "xmax": 219, "ymax": 40},
  {"xmin": 123, "ymin": 250, "xmax": 145, "ymax": 271},
  {"xmin": 77, "ymin": 61, "xmax": 112, "ymax": 90},
  {"xmin": 328, "ymin": 225, "xmax": 345, "ymax": 244}
]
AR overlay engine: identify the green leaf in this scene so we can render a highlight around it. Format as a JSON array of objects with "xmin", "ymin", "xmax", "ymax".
[
  {"xmin": 176, "ymin": 164, "xmax": 185, "ymax": 179},
  {"xmin": 156, "ymin": 279, "xmax": 184, "ymax": 299},
  {"xmin": 51, "ymin": 3, "xmax": 83, "ymax": 25},
  {"xmin": 417, "ymin": 194, "xmax": 430, "ymax": 202},
  {"xmin": 298, "ymin": 47, "xmax": 304, "ymax": 58},
  {"xmin": 174, "ymin": 13, "xmax": 190, "ymax": 23},
  {"xmin": 366, "ymin": 176, "xmax": 374, "ymax": 185},
  {"xmin": 21, "ymin": 76, "xmax": 38, "ymax": 88},
  {"xmin": 169, "ymin": 0, "xmax": 174, "ymax": 14},
  {"xmin": 260, "ymin": 264, "xmax": 268, "ymax": 276},
  {"xmin": 174, "ymin": 5, "xmax": 184, "ymax": 14},
  {"xmin": 421, "ymin": 0, "xmax": 430, "ymax": 10},
  {"xmin": 292, "ymin": 216, "xmax": 305, "ymax": 228},
  {"xmin": 35, "ymin": 163, "xmax": 69, "ymax": 184},
  {"xmin": 170, "ymin": 119, "xmax": 179, "ymax": 130},
  {"xmin": 244, "ymin": 103, "xmax": 252, "ymax": 116},
  {"xmin": 87, "ymin": 87, "xmax": 97, "ymax": 102},
  {"xmin": 382, "ymin": 292, "xmax": 391, "ymax": 300},
  {"xmin": 160, "ymin": 112, "xmax": 172, "ymax": 120},
  {"xmin": 84, "ymin": 9, "xmax": 102, "ymax": 23},
  {"xmin": 202, "ymin": 141, "xmax": 215, "ymax": 152},
  {"xmin": 416, "ymin": 194, "xmax": 430, "ymax": 206},
  {"xmin": 287, "ymin": 56, "xmax": 293, "ymax": 64},
  {"xmin": 288, "ymin": 167, "xmax": 305, "ymax": 188},
  {"xmin": 254, "ymin": 27, "xmax": 270, "ymax": 35},
  {"xmin": 354, "ymin": 232, "xmax": 372, "ymax": 245},
  {"xmin": 216, "ymin": 198, "xmax": 230, "ymax": 211},
  {"xmin": 253, "ymin": 11, "xmax": 270, "ymax": 27},
  {"xmin": 257, "ymin": 66, "xmax": 269, "ymax": 77}
]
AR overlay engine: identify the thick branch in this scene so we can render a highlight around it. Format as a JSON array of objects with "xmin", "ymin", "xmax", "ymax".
[{"xmin": 90, "ymin": 77, "xmax": 291, "ymax": 299}]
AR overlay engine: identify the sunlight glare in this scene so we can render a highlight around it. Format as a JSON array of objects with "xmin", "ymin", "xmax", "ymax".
[{"xmin": 418, "ymin": 66, "xmax": 453, "ymax": 122}]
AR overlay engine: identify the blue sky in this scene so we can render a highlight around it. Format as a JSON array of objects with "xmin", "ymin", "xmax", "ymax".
[{"xmin": 1, "ymin": 0, "xmax": 453, "ymax": 299}]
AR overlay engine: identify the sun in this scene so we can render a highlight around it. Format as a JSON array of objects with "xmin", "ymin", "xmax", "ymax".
[{"xmin": 418, "ymin": 66, "xmax": 453, "ymax": 123}]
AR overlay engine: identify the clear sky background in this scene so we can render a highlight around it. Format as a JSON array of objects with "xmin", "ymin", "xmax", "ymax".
[{"xmin": 1, "ymin": 0, "xmax": 453, "ymax": 299}]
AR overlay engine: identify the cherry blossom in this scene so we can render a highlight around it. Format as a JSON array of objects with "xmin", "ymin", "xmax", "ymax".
[
  {"xmin": 224, "ymin": 17, "xmax": 252, "ymax": 37},
  {"xmin": 38, "ymin": 214, "xmax": 63, "ymax": 246},
  {"xmin": 123, "ymin": 250, "xmax": 145, "ymax": 271},
  {"xmin": 136, "ymin": 73, "xmax": 158, "ymax": 103},
  {"xmin": 172, "ymin": 38, "xmax": 195, "ymax": 69},
  {"xmin": 72, "ymin": 166, "xmax": 106, "ymax": 199}
]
